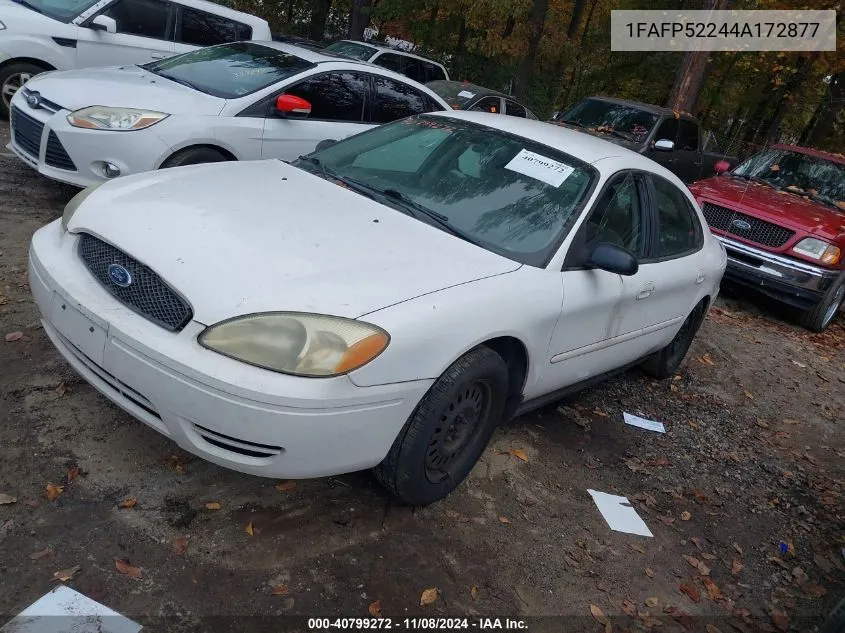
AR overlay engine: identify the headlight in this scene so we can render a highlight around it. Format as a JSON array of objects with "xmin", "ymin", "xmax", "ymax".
[
  {"xmin": 198, "ymin": 312, "xmax": 390, "ymax": 377},
  {"xmin": 61, "ymin": 183, "xmax": 102, "ymax": 232},
  {"xmin": 67, "ymin": 106, "xmax": 168, "ymax": 131},
  {"xmin": 793, "ymin": 237, "xmax": 841, "ymax": 265}
]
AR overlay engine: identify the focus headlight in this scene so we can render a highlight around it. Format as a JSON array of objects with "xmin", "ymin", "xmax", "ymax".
[
  {"xmin": 67, "ymin": 106, "xmax": 168, "ymax": 131},
  {"xmin": 793, "ymin": 237, "xmax": 841, "ymax": 265},
  {"xmin": 61, "ymin": 183, "xmax": 102, "ymax": 232},
  {"xmin": 198, "ymin": 312, "xmax": 390, "ymax": 377}
]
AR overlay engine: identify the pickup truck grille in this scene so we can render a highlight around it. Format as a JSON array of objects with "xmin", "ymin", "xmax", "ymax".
[{"xmin": 701, "ymin": 202, "xmax": 794, "ymax": 248}]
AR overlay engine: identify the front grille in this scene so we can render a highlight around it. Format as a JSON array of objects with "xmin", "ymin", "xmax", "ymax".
[
  {"xmin": 78, "ymin": 233, "xmax": 192, "ymax": 331},
  {"xmin": 44, "ymin": 131, "xmax": 76, "ymax": 171},
  {"xmin": 701, "ymin": 202, "xmax": 794, "ymax": 248},
  {"xmin": 20, "ymin": 87, "xmax": 64, "ymax": 113},
  {"xmin": 11, "ymin": 106, "xmax": 43, "ymax": 158}
]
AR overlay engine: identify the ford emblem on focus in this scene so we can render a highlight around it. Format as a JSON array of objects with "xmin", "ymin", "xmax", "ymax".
[
  {"xmin": 731, "ymin": 219, "xmax": 752, "ymax": 231},
  {"xmin": 107, "ymin": 264, "xmax": 132, "ymax": 287},
  {"xmin": 26, "ymin": 92, "xmax": 40, "ymax": 109}
]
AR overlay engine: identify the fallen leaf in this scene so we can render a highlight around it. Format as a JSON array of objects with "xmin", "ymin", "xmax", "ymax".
[
  {"xmin": 271, "ymin": 585, "xmax": 289, "ymax": 596},
  {"xmin": 590, "ymin": 604, "xmax": 611, "ymax": 633},
  {"xmin": 683, "ymin": 555, "xmax": 700, "ymax": 568},
  {"xmin": 0, "ymin": 493, "xmax": 17, "ymax": 505},
  {"xmin": 701, "ymin": 576, "xmax": 721, "ymax": 601},
  {"xmin": 593, "ymin": 408, "xmax": 608, "ymax": 417},
  {"xmin": 66, "ymin": 466, "xmax": 80, "ymax": 483},
  {"xmin": 679, "ymin": 583, "xmax": 700, "ymax": 603},
  {"xmin": 55, "ymin": 382, "xmax": 70, "ymax": 396},
  {"xmin": 5, "ymin": 331, "xmax": 23, "ymax": 342},
  {"xmin": 744, "ymin": 391, "xmax": 754, "ymax": 399},
  {"xmin": 645, "ymin": 567, "xmax": 655, "ymax": 578},
  {"xmin": 732, "ymin": 559, "xmax": 743, "ymax": 575},
  {"xmin": 30, "ymin": 547, "xmax": 53, "ymax": 560},
  {"xmin": 45, "ymin": 483, "xmax": 63, "ymax": 501},
  {"xmin": 681, "ymin": 511, "xmax": 691, "ymax": 521},
  {"xmin": 275, "ymin": 480, "xmax": 296, "ymax": 492},
  {"xmin": 114, "ymin": 558, "xmax": 141, "ymax": 579},
  {"xmin": 173, "ymin": 536, "xmax": 189, "ymax": 555},
  {"xmin": 245, "ymin": 521, "xmax": 254, "ymax": 536},
  {"xmin": 499, "ymin": 516, "xmax": 510, "ymax": 524},
  {"xmin": 205, "ymin": 502, "xmax": 221, "ymax": 510},
  {"xmin": 771, "ymin": 608, "xmax": 788, "ymax": 632},
  {"xmin": 697, "ymin": 354, "xmax": 715, "ymax": 366},
  {"xmin": 621, "ymin": 598, "xmax": 637, "ymax": 617},
  {"xmin": 470, "ymin": 585, "xmax": 479, "ymax": 602},
  {"xmin": 508, "ymin": 448, "xmax": 529, "ymax": 462},
  {"xmin": 698, "ymin": 561, "xmax": 711, "ymax": 576},
  {"xmin": 645, "ymin": 597, "xmax": 659, "ymax": 608},
  {"xmin": 118, "ymin": 498, "xmax": 137, "ymax": 509},
  {"xmin": 629, "ymin": 543, "xmax": 645, "ymax": 554},
  {"xmin": 53, "ymin": 565, "xmax": 80, "ymax": 582},
  {"xmin": 705, "ymin": 625, "xmax": 723, "ymax": 633},
  {"xmin": 368, "ymin": 599, "xmax": 382, "ymax": 617},
  {"xmin": 700, "ymin": 552, "xmax": 717, "ymax": 560},
  {"xmin": 733, "ymin": 543, "xmax": 743, "ymax": 556},
  {"xmin": 420, "ymin": 587, "xmax": 439, "ymax": 606}
]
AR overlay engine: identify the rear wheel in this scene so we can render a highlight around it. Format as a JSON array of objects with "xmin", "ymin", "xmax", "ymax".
[
  {"xmin": 641, "ymin": 303, "xmax": 706, "ymax": 379},
  {"xmin": 0, "ymin": 62, "xmax": 47, "ymax": 119},
  {"xmin": 798, "ymin": 280, "xmax": 844, "ymax": 333},
  {"xmin": 161, "ymin": 146, "xmax": 229, "ymax": 169},
  {"xmin": 374, "ymin": 346, "xmax": 509, "ymax": 505}
]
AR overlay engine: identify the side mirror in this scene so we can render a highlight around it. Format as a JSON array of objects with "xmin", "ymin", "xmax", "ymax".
[
  {"xmin": 586, "ymin": 243, "xmax": 639, "ymax": 276},
  {"xmin": 653, "ymin": 139, "xmax": 674, "ymax": 152},
  {"xmin": 713, "ymin": 160, "xmax": 731, "ymax": 174},
  {"xmin": 275, "ymin": 94, "xmax": 312, "ymax": 118},
  {"xmin": 90, "ymin": 15, "xmax": 117, "ymax": 33},
  {"xmin": 315, "ymin": 139, "xmax": 338, "ymax": 151}
]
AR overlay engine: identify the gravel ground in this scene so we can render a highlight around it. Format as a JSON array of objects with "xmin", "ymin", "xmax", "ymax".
[{"xmin": 0, "ymin": 121, "xmax": 843, "ymax": 633}]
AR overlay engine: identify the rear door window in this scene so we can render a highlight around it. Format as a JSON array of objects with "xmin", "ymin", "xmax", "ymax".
[
  {"xmin": 102, "ymin": 0, "xmax": 172, "ymax": 39},
  {"xmin": 371, "ymin": 76, "xmax": 436, "ymax": 123},
  {"xmin": 372, "ymin": 53, "xmax": 404, "ymax": 74},
  {"xmin": 177, "ymin": 7, "xmax": 252, "ymax": 46},
  {"xmin": 651, "ymin": 175, "xmax": 703, "ymax": 258},
  {"xmin": 504, "ymin": 100, "xmax": 527, "ymax": 118}
]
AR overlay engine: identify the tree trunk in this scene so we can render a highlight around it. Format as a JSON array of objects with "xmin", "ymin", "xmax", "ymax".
[
  {"xmin": 805, "ymin": 72, "xmax": 844, "ymax": 148},
  {"xmin": 307, "ymin": 0, "xmax": 331, "ymax": 41},
  {"xmin": 698, "ymin": 53, "xmax": 738, "ymax": 125},
  {"xmin": 348, "ymin": 0, "xmax": 372, "ymax": 41},
  {"xmin": 763, "ymin": 53, "xmax": 819, "ymax": 144},
  {"xmin": 512, "ymin": 0, "xmax": 550, "ymax": 100},
  {"xmin": 421, "ymin": 2, "xmax": 439, "ymax": 48},
  {"xmin": 566, "ymin": 0, "xmax": 587, "ymax": 39},
  {"xmin": 286, "ymin": 0, "xmax": 294, "ymax": 24},
  {"xmin": 502, "ymin": 15, "xmax": 515, "ymax": 39},
  {"xmin": 666, "ymin": 0, "xmax": 731, "ymax": 112},
  {"xmin": 455, "ymin": 17, "xmax": 468, "ymax": 54}
]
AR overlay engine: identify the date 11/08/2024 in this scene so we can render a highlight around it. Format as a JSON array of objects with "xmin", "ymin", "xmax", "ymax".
[{"xmin": 308, "ymin": 618, "xmax": 528, "ymax": 630}]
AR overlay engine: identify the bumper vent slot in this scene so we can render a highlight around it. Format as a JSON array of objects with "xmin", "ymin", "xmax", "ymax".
[
  {"xmin": 45, "ymin": 131, "xmax": 76, "ymax": 171},
  {"xmin": 702, "ymin": 202, "xmax": 795, "ymax": 248},
  {"xmin": 193, "ymin": 424, "xmax": 283, "ymax": 459},
  {"xmin": 11, "ymin": 106, "xmax": 43, "ymax": 158}
]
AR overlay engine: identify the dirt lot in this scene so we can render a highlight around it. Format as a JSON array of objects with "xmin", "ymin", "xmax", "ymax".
[{"xmin": 0, "ymin": 121, "xmax": 843, "ymax": 633}]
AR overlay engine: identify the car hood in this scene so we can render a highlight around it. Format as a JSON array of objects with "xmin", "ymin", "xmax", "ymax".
[
  {"xmin": 68, "ymin": 160, "xmax": 521, "ymax": 324},
  {"xmin": 24, "ymin": 66, "xmax": 225, "ymax": 115},
  {"xmin": 690, "ymin": 175, "xmax": 845, "ymax": 241}
]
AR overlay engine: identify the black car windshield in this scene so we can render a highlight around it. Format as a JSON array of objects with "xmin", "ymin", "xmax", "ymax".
[
  {"xmin": 733, "ymin": 148, "xmax": 845, "ymax": 211},
  {"xmin": 323, "ymin": 41, "xmax": 378, "ymax": 61},
  {"xmin": 558, "ymin": 98, "xmax": 659, "ymax": 143},
  {"xmin": 294, "ymin": 116, "xmax": 596, "ymax": 266},
  {"xmin": 426, "ymin": 81, "xmax": 497, "ymax": 110},
  {"xmin": 11, "ymin": 0, "xmax": 99, "ymax": 22},
  {"xmin": 143, "ymin": 43, "xmax": 315, "ymax": 99}
]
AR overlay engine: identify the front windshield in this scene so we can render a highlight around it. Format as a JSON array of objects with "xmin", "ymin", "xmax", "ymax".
[
  {"xmin": 323, "ymin": 41, "xmax": 378, "ymax": 61},
  {"xmin": 143, "ymin": 43, "xmax": 315, "ymax": 99},
  {"xmin": 11, "ymin": 0, "xmax": 99, "ymax": 22},
  {"xmin": 733, "ymin": 148, "xmax": 845, "ymax": 211},
  {"xmin": 295, "ymin": 116, "xmax": 596, "ymax": 266},
  {"xmin": 558, "ymin": 98, "xmax": 659, "ymax": 143}
]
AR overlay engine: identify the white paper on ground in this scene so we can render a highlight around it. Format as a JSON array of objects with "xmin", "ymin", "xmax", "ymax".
[
  {"xmin": 504, "ymin": 149, "xmax": 575, "ymax": 187},
  {"xmin": 1, "ymin": 586, "xmax": 142, "ymax": 633},
  {"xmin": 588, "ymin": 489, "xmax": 653, "ymax": 537},
  {"xmin": 623, "ymin": 412, "xmax": 666, "ymax": 433},
  {"xmin": 457, "ymin": 90, "xmax": 475, "ymax": 98}
]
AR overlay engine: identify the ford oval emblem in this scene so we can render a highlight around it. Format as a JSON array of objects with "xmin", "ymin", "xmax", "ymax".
[
  {"xmin": 26, "ymin": 92, "xmax": 40, "ymax": 109},
  {"xmin": 107, "ymin": 264, "xmax": 132, "ymax": 287},
  {"xmin": 731, "ymin": 219, "xmax": 752, "ymax": 231}
]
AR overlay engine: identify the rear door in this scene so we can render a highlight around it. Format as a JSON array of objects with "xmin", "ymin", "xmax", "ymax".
[
  {"xmin": 172, "ymin": 5, "xmax": 253, "ymax": 56},
  {"xmin": 260, "ymin": 70, "xmax": 370, "ymax": 159},
  {"xmin": 76, "ymin": 0, "xmax": 176, "ymax": 67}
]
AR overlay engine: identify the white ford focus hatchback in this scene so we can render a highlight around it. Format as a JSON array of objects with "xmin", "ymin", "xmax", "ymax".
[
  {"xmin": 8, "ymin": 41, "xmax": 449, "ymax": 187},
  {"xmin": 29, "ymin": 112, "xmax": 726, "ymax": 504}
]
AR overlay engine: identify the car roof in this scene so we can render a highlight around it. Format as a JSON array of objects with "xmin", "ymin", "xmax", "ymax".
[
  {"xmin": 581, "ymin": 95, "xmax": 694, "ymax": 120},
  {"xmin": 333, "ymin": 40, "xmax": 446, "ymax": 67},
  {"xmin": 177, "ymin": 0, "xmax": 268, "ymax": 26},
  {"xmin": 773, "ymin": 144, "xmax": 845, "ymax": 165}
]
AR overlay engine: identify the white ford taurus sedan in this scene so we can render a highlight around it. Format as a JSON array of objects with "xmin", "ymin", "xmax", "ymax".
[
  {"xmin": 8, "ymin": 40, "xmax": 449, "ymax": 187},
  {"xmin": 29, "ymin": 112, "xmax": 726, "ymax": 504}
]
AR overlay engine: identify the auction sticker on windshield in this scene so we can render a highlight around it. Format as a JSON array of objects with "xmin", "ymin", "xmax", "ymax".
[{"xmin": 505, "ymin": 149, "xmax": 575, "ymax": 187}]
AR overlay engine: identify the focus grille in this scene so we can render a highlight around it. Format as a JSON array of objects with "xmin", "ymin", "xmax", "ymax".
[
  {"xmin": 45, "ymin": 131, "xmax": 76, "ymax": 171},
  {"xmin": 78, "ymin": 233, "xmax": 192, "ymax": 331},
  {"xmin": 11, "ymin": 106, "xmax": 43, "ymax": 158},
  {"xmin": 701, "ymin": 202, "xmax": 794, "ymax": 248}
]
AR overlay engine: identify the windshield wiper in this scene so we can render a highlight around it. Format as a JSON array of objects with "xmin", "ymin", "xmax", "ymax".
[
  {"xmin": 149, "ymin": 70, "xmax": 199, "ymax": 91},
  {"xmin": 10, "ymin": 0, "xmax": 43, "ymax": 14},
  {"xmin": 379, "ymin": 188, "xmax": 486, "ymax": 247},
  {"xmin": 733, "ymin": 173, "xmax": 777, "ymax": 189},
  {"xmin": 295, "ymin": 156, "xmax": 383, "ymax": 202},
  {"xmin": 559, "ymin": 119, "xmax": 585, "ymax": 128}
]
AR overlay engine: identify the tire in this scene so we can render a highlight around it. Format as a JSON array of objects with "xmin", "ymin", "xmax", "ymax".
[
  {"xmin": 161, "ymin": 146, "xmax": 229, "ymax": 169},
  {"xmin": 374, "ymin": 346, "xmax": 509, "ymax": 505},
  {"xmin": 798, "ymin": 279, "xmax": 844, "ymax": 333},
  {"xmin": 820, "ymin": 596, "xmax": 845, "ymax": 633},
  {"xmin": 641, "ymin": 304, "xmax": 705, "ymax": 379},
  {"xmin": 0, "ymin": 62, "xmax": 47, "ymax": 119}
]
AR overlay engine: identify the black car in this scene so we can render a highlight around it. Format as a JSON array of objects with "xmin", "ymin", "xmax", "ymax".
[{"xmin": 426, "ymin": 80, "xmax": 538, "ymax": 120}]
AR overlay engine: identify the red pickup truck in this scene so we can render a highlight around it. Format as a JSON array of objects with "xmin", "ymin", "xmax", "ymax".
[{"xmin": 689, "ymin": 144, "xmax": 845, "ymax": 332}]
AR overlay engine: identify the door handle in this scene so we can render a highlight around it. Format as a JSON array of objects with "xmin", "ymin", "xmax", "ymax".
[
  {"xmin": 696, "ymin": 271, "xmax": 706, "ymax": 284},
  {"xmin": 636, "ymin": 282, "xmax": 655, "ymax": 300},
  {"xmin": 151, "ymin": 53, "xmax": 168, "ymax": 59}
]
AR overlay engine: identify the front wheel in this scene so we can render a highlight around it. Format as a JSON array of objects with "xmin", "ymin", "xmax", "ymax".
[
  {"xmin": 374, "ymin": 346, "xmax": 509, "ymax": 505},
  {"xmin": 0, "ymin": 62, "xmax": 47, "ymax": 118},
  {"xmin": 798, "ymin": 280, "xmax": 844, "ymax": 333}
]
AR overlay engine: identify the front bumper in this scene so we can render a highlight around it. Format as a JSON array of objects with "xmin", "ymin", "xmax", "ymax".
[
  {"xmin": 716, "ymin": 235, "xmax": 841, "ymax": 309},
  {"xmin": 29, "ymin": 221, "xmax": 432, "ymax": 478},
  {"xmin": 8, "ymin": 92, "xmax": 172, "ymax": 188}
]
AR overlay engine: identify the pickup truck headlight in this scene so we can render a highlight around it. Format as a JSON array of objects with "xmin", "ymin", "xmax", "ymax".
[
  {"xmin": 793, "ymin": 237, "xmax": 841, "ymax": 265},
  {"xmin": 198, "ymin": 312, "xmax": 390, "ymax": 377},
  {"xmin": 67, "ymin": 106, "xmax": 169, "ymax": 131},
  {"xmin": 61, "ymin": 183, "xmax": 102, "ymax": 232}
]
